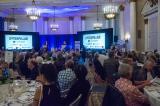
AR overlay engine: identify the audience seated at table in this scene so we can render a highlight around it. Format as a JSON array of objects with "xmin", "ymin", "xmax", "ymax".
[
  {"xmin": 115, "ymin": 63, "xmax": 150, "ymax": 106},
  {"xmin": 103, "ymin": 51, "xmax": 119, "ymax": 85},
  {"xmin": 1, "ymin": 46, "xmax": 160, "ymax": 106},
  {"xmin": 62, "ymin": 64, "xmax": 91, "ymax": 106},
  {"xmin": 33, "ymin": 63, "xmax": 61, "ymax": 106},
  {"xmin": 58, "ymin": 59, "xmax": 76, "ymax": 91}
]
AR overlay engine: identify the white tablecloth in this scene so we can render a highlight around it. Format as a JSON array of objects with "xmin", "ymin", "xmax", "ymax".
[
  {"xmin": 0, "ymin": 80, "xmax": 39, "ymax": 106},
  {"xmin": 144, "ymin": 83, "xmax": 160, "ymax": 106}
]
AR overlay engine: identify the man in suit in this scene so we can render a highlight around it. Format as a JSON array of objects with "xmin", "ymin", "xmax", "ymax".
[{"xmin": 103, "ymin": 51, "xmax": 119, "ymax": 85}]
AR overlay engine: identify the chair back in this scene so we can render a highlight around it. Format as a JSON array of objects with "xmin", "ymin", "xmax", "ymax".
[
  {"xmin": 102, "ymin": 84, "xmax": 126, "ymax": 106},
  {"xmin": 60, "ymin": 89, "xmax": 69, "ymax": 97},
  {"xmin": 69, "ymin": 94, "xmax": 82, "ymax": 106}
]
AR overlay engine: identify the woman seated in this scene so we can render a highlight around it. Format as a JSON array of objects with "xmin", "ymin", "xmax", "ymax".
[
  {"xmin": 58, "ymin": 60, "xmax": 76, "ymax": 91},
  {"xmin": 33, "ymin": 63, "xmax": 61, "ymax": 106},
  {"xmin": 62, "ymin": 64, "xmax": 91, "ymax": 106},
  {"xmin": 115, "ymin": 63, "xmax": 150, "ymax": 106}
]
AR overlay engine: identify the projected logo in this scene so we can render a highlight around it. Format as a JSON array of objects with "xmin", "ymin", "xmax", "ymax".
[
  {"xmin": 5, "ymin": 35, "xmax": 33, "ymax": 50},
  {"xmin": 83, "ymin": 33, "xmax": 105, "ymax": 49}
]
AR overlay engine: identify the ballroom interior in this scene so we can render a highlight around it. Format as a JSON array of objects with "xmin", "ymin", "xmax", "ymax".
[{"xmin": 0, "ymin": 0, "xmax": 160, "ymax": 106}]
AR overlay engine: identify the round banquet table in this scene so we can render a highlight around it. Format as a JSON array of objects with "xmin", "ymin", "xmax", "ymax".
[
  {"xmin": 144, "ymin": 83, "xmax": 160, "ymax": 106},
  {"xmin": 0, "ymin": 80, "xmax": 39, "ymax": 106}
]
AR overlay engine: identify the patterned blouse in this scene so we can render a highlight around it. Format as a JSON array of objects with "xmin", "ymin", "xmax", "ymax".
[
  {"xmin": 115, "ymin": 78, "xmax": 148, "ymax": 106},
  {"xmin": 58, "ymin": 68, "xmax": 76, "ymax": 91}
]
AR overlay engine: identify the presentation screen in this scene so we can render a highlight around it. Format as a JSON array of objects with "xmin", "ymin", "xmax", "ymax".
[
  {"xmin": 83, "ymin": 33, "xmax": 105, "ymax": 49},
  {"xmin": 5, "ymin": 34, "xmax": 33, "ymax": 50}
]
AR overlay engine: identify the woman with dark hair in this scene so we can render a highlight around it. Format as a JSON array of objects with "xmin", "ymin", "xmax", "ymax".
[
  {"xmin": 54, "ymin": 53, "xmax": 65, "ymax": 72},
  {"xmin": 27, "ymin": 59, "xmax": 39, "ymax": 80},
  {"xmin": 33, "ymin": 63, "xmax": 61, "ymax": 106},
  {"xmin": 93, "ymin": 53, "xmax": 106, "ymax": 81},
  {"xmin": 62, "ymin": 64, "xmax": 91, "ymax": 106}
]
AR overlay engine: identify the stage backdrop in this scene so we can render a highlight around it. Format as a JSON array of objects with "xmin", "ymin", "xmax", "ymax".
[{"xmin": 39, "ymin": 34, "xmax": 76, "ymax": 51}]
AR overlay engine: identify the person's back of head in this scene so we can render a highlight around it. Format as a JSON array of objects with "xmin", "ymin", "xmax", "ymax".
[
  {"xmin": 94, "ymin": 52, "xmax": 99, "ymax": 59},
  {"xmin": 108, "ymin": 51, "xmax": 114, "ymax": 58},
  {"xmin": 40, "ymin": 63, "xmax": 58, "ymax": 83},
  {"xmin": 118, "ymin": 63, "xmax": 132, "ymax": 79},
  {"xmin": 65, "ymin": 59, "xmax": 74, "ymax": 70},
  {"xmin": 143, "ymin": 60, "xmax": 154, "ymax": 71}
]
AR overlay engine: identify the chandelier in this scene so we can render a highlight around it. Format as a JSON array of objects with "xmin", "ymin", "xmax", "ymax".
[
  {"xmin": 9, "ymin": 22, "xmax": 18, "ymax": 31},
  {"xmin": 26, "ymin": 0, "xmax": 41, "ymax": 21},
  {"xmin": 50, "ymin": 6, "xmax": 59, "ymax": 31},
  {"xmin": 93, "ymin": 5, "xmax": 103, "ymax": 30},
  {"xmin": 50, "ymin": 24, "xmax": 59, "ymax": 31},
  {"xmin": 93, "ymin": 22, "xmax": 103, "ymax": 30},
  {"xmin": 8, "ymin": 8, "xmax": 18, "ymax": 31},
  {"xmin": 103, "ymin": 0, "xmax": 118, "ymax": 19}
]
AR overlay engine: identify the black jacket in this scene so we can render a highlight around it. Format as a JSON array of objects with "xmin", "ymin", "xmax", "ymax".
[
  {"xmin": 63, "ymin": 79, "xmax": 90, "ymax": 106},
  {"xmin": 102, "ymin": 84, "xmax": 126, "ymax": 106}
]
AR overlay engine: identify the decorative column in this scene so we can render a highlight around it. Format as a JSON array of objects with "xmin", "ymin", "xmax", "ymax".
[
  {"xmin": 69, "ymin": 17, "xmax": 74, "ymax": 34},
  {"xmin": 110, "ymin": 19, "xmax": 115, "ymax": 43},
  {"xmin": 105, "ymin": 18, "xmax": 109, "ymax": 29},
  {"xmin": 4, "ymin": 17, "xmax": 9, "ymax": 31},
  {"xmin": 130, "ymin": 0, "xmax": 137, "ymax": 50},
  {"xmin": 158, "ymin": 1, "xmax": 160, "ymax": 50},
  {"xmin": 81, "ymin": 16, "xmax": 85, "ymax": 31},
  {"xmin": 119, "ymin": 4, "xmax": 125, "ymax": 40},
  {"xmin": 32, "ymin": 21, "xmax": 36, "ymax": 32},
  {"xmin": 43, "ymin": 17, "xmax": 49, "ymax": 34},
  {"xmin": 144, "ymin": 19, "xmax": 149, "ymax": 51}
]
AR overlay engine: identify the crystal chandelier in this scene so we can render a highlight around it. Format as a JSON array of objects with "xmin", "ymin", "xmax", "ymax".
[
  {"xmin": 93, "ymin": 5, "xmax": 103, "ymax": 30},
  {"xmin": 50, "ymin": 24, "xmax": 59, "ymax": 31},
  {"xmin": 103, "ymin": 0, "xmax": 118, "ymax": 19},
  {"xmin": 50, "ymin": 6, "xmax": 59, "ymax": 31},
  {"xmin": 26, "ymin": 0, "xmax": 41, "ymax": 21},
  {"xmin": 9, "ymin": 22, "xmax": 18, "ymax": 31},
  {"xmin": 8, "ymin": 8, "xmax": 18, "ymax": 31},
  {"xmin": 93, "ymin": 22, "xmax": 103, "ymax": 30}
]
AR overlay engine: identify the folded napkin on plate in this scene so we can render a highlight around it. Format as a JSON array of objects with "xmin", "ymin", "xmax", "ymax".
[{"xmin": 151, "ymin": 91, "xmax": 160, "ymax": 98}]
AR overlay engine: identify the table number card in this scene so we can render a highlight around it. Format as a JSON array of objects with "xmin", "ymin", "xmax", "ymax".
[{"xmin": 5, "ymin": 51, "xmax": 13, "ymax": 63}]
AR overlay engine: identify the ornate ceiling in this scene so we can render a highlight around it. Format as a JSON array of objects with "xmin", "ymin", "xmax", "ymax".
[{"xmin": 0, "ymin": 0, "xmax": 127, "ymax": 17}]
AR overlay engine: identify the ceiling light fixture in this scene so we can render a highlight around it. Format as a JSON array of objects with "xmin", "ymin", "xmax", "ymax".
[
  {"xmin": 93, "ymin": 5, "xmax": 103, "ymax": 30},
  {"xmin": 50, "ymin": 6, "xmax": 59, "ymax": 31},
  {"xmin": 103, "ymin": 0, "xmax": 118, "ymax": 19},
  {"xmin": 26, "ymin": 0, "xmax": 41, "ymax": 21},
  {"xmin": 8, "ymin": 8, "xmax": 18, "ymax": 31}
]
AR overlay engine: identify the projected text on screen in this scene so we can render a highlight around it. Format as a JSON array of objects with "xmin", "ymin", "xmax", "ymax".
[
  {"xmin": 5, "ymin": 35, "xmax": 33, "ymax": 50},
  {"xmin": 83, "ymin": 33, "xmax": 105, "ymax": 49}
]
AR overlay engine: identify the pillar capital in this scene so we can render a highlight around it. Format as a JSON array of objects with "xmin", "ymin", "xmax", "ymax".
[
  {"xmin": 69, "ymin": 16, "xmax": 74, "ymax": 21},
  {"xmin": 144, "ymin": 19, "xmax": 148, "ymax": 24},
  {"xmin": 119, "ymin": 4, "xmax": 125, "ymax": 11},
  {"xmin": 81, "ymin": 16, "xmax": 86, "ymax": 20},
  {"xmin": 4, "ymin": 17, "xmax": 10, "ymax": 22},
  {"xmin": 43, "ymin": 17, "xmax": 49, "ymax": 21},
  {"xmin": 129, "ymin": 0, "xmax": 137, "ymax": 3},
  {"xmin": 9, "ymin": 18, "xmax": 15, "ymax": 22}
]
